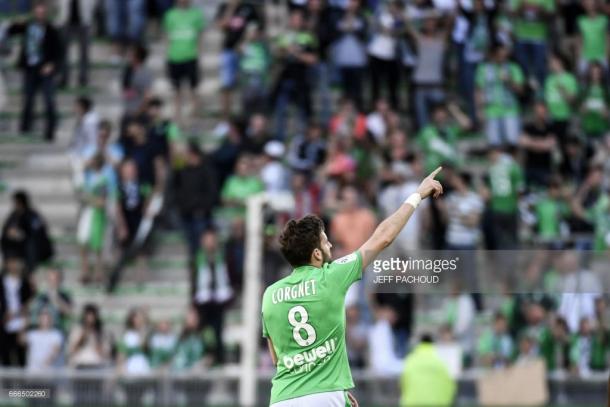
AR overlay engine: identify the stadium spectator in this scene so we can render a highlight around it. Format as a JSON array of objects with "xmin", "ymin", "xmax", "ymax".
[
  {"xmin": 455, "ymin": 0, "xmax": 497, "ymax": 126},
  {"xmin": 510, "ymin": 0, "xmax": 555, "ymax": 88},
  {"xmin": 260, "ymin": 141, "xmax": 289, "ymax": 193},
  {"xmin": 442, "ymin": 284, "xmax": 477, "ymax": 364},
  {"xmin": 121, "ymin": 45, "xmax": 153, "ymax": 120},
  {"xmin": 578, "ymin": 62, "xmax": 610, "ymax": 141},
  {"xmin": 122, "ymin": 119, "xmax": 166, "ymax": 194},
  {"xmin": 416, "ymin": 103, "xmax": 467, "ymax": 174},
  {"xmin": 367, "ymin": 0, "xmax": 404, "ymax": 110},
  {"xmin": 144, "ymin": 98, "xmax": 182, "ymax": 163},
  {"xmin": 67, "ymin": 304, "xmax": 110, "ymax": 369},
  {"xmin": 77, "ymin": 154, "xmax": 114, "ymax": 284},
  {"xmin": 0, "ymin": 256, "xmax": 34, "ymax": 367},
  {"xmin": 1, "ymin": 190, "xmax": 54, "ymax": 273},
  {"xmin": 330, "ymin": 185, "xmax": 377, "ymax": 257},
  {"xmin": 215, "ymin": 0, "xmax": 264, "ymax": 120},
  {"xmin": 540, "ymin": 316, "xmax": 572, "ymax": 372},
  {"xmin": 115, "ymin": 159, "xmax": 152, "ymax": 284},
  {"xmin": 30, "ymin": 267, "xmax": 72, "ymax": 334},
  {"xmin": 372, "ymin": 292, "xmax": 415, "ymax": 359},
  {"xmin": 368, "ymin": 306, "xmax": 404, "ymax": 376},
  {"xmin": 70, "ymin": 97, "xmax": 100, "ymax": 187},
  {"xmin": 6, "ymin": 1, "xmax": 61, "ymax": 141},
  {"xmin": 193, "ymin": 229, "xmax": 233, "ymax": 364},
  {"xmin": 56, "ymin": 0, "xmax": 96, "ymax": 88},
  {"xmin": 163, "ymin": 0, "xmax": 206, "ymax": 122},
  {"xmin": 532, "ymin": 178, "xmax": 568, "ymax": 246},
  {"xmin": 243, "ymin": 113, "xmax": 271, "ymax": 155},
  {"xmin": 441, "ymin": 171, "xmax": 483, "ymax": 308},
  {"xmin": 271, "ymin": 8, "xmax": 318, "ymax": 141},
  {"xmin": 148, "ymin": 319, "xmax": 177, "ymax": 370},
  {"xmin": 545, "ymin": 52, "xmax": 578, "ymax": 147},
  {"xmin": 476, "ymin": 43, "xmax": 525, "ymax": 146},
  {"xmin": 238, "ymin": 23, "xmax": 270, "ymax": 114},
  {"xmin": 477, "ymin": 312, "xmax": 514, "ymax": 368},
  {"xmin": 576, "ymin": 0, "xmax": 608, "ymax": 75},
  {"xmin": 290, "ymin": 171, "xmax": 321, "ymax": 219},
  {"xmin": 172, "ymin": 142, "xmax": 218, "ymax": 257},
  {"xmin": 104, "ymin": 0, "xmax": 146, "ymax": 61},
  {"xmin": 173, "ymin": 306, "xmax": 206, "ymax": 371},
  {"xmin": 118, "ymin": 307, "xmax": 150, "ymax": 375},
  {"xmin": 410, "ymin": 14, "xmax": 450, "ymax": 129},
  {"xmin": 67, "ymin": 303, "xmax": 110, "ymax": 406},
  {"xmin": 23, "ymin": 308, "xmax": 63, "ymax": 371},
  {"xmin": 400, "ymin": 334, "xmax": 456, "ymax": 407},
  {"xmin": 287, "ymin": 122, "xmax": 327, "ymax": 172},
  {"xmin": 366, "ymin": 98, "xmax": 393, "ymax": 145},
  {"xmin": 482, "ymin": 146, "xmax": 524, "ymax": 251},
  {"xmin": 306, "ymin": 0, "xmax": 334, "ymax": 124},
  {"xmin": 332, "ymin": 0, "xmax": 368, "ymax": 111},
  {"xmin": 220, "ymin": 154, "xmax": 264, "ymax": 221},
  {"xmin": 519, "ymin": 101, "xmax": 557, "ymax": 189},
  {"xmin": 213, "ymin": 120, "xmax": 244, "ymax": 186}
]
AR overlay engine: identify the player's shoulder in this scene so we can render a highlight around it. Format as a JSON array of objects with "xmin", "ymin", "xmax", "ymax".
[{"xmin": 330, "ymin": 251, "xmax": 361, "ymax": 266}]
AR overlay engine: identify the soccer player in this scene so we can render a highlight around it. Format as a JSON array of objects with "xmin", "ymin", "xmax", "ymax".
[{"xmin": 261, "ymin": 167, "xmax": 444, "ymax": 406}]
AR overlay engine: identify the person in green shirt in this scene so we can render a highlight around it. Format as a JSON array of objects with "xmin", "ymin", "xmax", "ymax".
[
  {"xmin": 482, "ymin": 146, "xmax": 525, "ymax": 250},
  {"xmin": 400, "ymin": 335, "xmax": 456, "ymax": 407},
  {"xmin": 476, "ymin": 44, "xmax": 525, "ymax": 146},
  {"xmin": 477, "ymin": 312, "xmax": 514, "ymax": 368},
  {"xmin": 163, "ymin": 0, "xmax": 206, "ymax": 121},
  {"xmin": 262, "ymin": 169, "xmax": 444, "ymax": 406},
  {"xmin": 510, "ymin": 0, "xmax": 555, "ymax": 86},
  {"xmin": 239, "ymin": 23, "xmax": 270, "ymax": 113},
  {"xmin": 545, "ymin": 52, "xmax": 578, "ymax": 141},
  {"xmin": 220, "ymin": 155, "xmax": 265, "ymax": 220},
  {"xmin": 539, "ymin": 316, "xmax": 572, "ymax": 372},
  {"xmin": 577, "ymin": 0, "xmax": 609, "ymax": 74},
  {"xmin": 579, "ymin": 62, "xmax": 610, "ymax": 139},
  {"xmin": 534, "ymin": 179, "xmax": 569, "ymax": 246},
  {"xmin": 416, "ymin": 103, "xmax": 467, "ymax": 174}
]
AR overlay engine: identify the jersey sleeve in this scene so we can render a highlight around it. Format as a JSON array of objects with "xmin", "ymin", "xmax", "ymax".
[
  {"xmin": 326, "ymin": 251, "xmax": 363, "ymax": 293},
  {"xmin": 261, "ymin": 312, "xmax": 269, "ymax": 338}
]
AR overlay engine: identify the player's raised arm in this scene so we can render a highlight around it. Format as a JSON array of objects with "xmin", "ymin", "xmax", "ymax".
[{"xmin": 358, "ymin": 167, "xmax": 443, "ymax": 269}]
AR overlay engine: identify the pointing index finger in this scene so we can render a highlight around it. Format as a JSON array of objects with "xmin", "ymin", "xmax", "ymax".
[{"xmin": 428, "ymin": 166, "xmax": 443, "ymax": 179}]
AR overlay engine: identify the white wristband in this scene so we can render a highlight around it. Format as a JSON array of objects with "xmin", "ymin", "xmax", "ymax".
[{"xmin": 404, "ymin": 193, "xmax": 422, "ymax": 209}]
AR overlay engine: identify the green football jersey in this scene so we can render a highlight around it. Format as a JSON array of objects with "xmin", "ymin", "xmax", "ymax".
[{"xmin": 261, "ymin": 251, "xmax": 363, "ymax": 404}]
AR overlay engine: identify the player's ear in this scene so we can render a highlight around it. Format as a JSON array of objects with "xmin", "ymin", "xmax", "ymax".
[{"xmin": 312, "ymin": 248, "xmax": 321, "ymax": 262}]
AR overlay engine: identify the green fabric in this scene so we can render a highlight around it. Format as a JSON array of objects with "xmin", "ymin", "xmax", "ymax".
[
  {"xmin": 240, "ymin": 41, "xmax": 269, "ymax": 74},
  {"xmin": 163, "ymin": 7, "xmax": 206, "ymax": 63},
  {"xmin": 585, "ymin": 193, "xmax": 610, "ymax": 251},
  {"xmin": 476, "ymin": 62, "xmax": 525, "ymax": 118},
  {"xmin": 544, "ymin": 72, "xmax": 578, "ymax": 120},
  {"xmin": 417, "ymin": 125, "xmax": 461, "ymax": 174},
  {"xmin": 166, "ymin": 122, "xmax": 182, "ymax": 142},
  {"xmin": 489, "ymin": 156, "xmax": 525, "ymax": 214},
  {"xmin": 277, "ymin": 31, "xmax": 316, "ymax": 51},
  {"xmin": 172, "ymin": 333, "xmax": 204, "ymax": 371},
  {"xmin": 511, "ymin": 0, "xmax": 555, "ymax": 41},
  {"xmin": 89, "ymin": 208, "xmax": 106, "ymax": 252},
  {"xmin": 581, "ymin": 84, "xmax": 609, "ymax": 136},
  {"xmin": 149, "ymin": 339, "xmax": 176, "ymax": 368},
  {"xmin": 535, "ymin": 196, "xmax": 568, "ymax": 240},
  {"xmin": 220, "ymin": 175, "xmax": 264, "ymax": 219},
  {"xmin": 400, "ymin": 343, "xmax": 456, "ymax": 407},
  {"xmin": 578, "ymin": 15, "xmax": 609, "ymax": 63},
  {"xmin": 261, "ymin": 251, "xmax": 363, "ymax": 404}
]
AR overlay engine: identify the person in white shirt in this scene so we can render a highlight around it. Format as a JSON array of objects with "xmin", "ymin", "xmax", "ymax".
[
  {"xmin": 24, "ymin": 309, "xmax": 63, "ymax": 371},
  {"xmin": 260, "ymin": 141, "xmax": 290, "ymax": 193}
]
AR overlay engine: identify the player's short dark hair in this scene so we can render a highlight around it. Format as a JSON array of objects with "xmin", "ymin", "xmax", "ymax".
[{"xmin": 279, "ymin": 215, "xmax": 324, "ymax": 268}]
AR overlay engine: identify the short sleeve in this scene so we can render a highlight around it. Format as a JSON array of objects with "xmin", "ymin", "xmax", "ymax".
[{"xmin": 326, "ymin": 251, "xmax": 363, "ymax": 293}]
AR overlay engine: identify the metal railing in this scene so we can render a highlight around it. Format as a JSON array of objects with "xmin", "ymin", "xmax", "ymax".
[{"xmin": 0, "ymin": 367, "xmax": 605, "ymax": 406}]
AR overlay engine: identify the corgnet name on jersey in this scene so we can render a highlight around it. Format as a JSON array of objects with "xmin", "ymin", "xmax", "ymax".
[{"xmin": 282, "ymin": 337, "xmax": 337, "ymax": 374}]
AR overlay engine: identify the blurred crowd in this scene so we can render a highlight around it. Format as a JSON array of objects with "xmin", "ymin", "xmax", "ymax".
[{"xmin": 1, "ymin": 0, "xmax": 610, "ymax": 386}]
